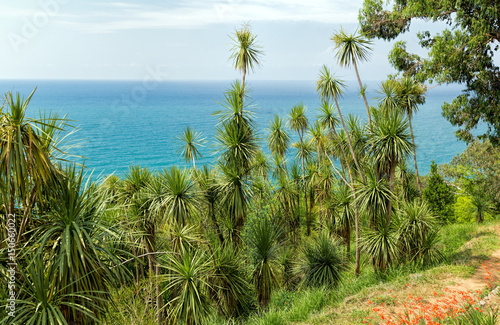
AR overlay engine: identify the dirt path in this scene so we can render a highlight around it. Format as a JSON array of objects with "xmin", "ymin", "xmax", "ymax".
[
  {"xmin": 368, "ymin": 226, "xmax": 500, "ymax": 324},
  {"xmin": 300, "ymin": 225, "xmax": 500, "ymax": 324}
]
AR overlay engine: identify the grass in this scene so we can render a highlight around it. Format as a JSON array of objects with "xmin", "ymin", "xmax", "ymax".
[
  {"xmin": 102, "ymin": 220, "xmax": 500, "ymax": 324},
  {"xmin": 242, "ymin": 219, "xmax": 500, "ymax": 325}
]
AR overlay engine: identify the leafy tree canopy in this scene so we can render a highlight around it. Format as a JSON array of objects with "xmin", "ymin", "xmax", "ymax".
[
  {"xmin": 440, "ymin": 139, "xmax": 500, "ymax": 211},
  {"xmin": 359, "ymin": 0, "xmax": 500, "ymax": 144},
  {"xmin": 423, "ymin": 161, "xmax": 455, "ymax": 223}
]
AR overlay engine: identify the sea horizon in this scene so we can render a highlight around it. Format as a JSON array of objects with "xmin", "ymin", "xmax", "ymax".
[{"xmin": 0, "ymin": 79, "xmax": 469, "ymax": 177}]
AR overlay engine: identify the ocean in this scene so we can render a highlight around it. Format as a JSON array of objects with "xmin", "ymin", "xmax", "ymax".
[{"xmin": 0, "ymin": 79, "xmax": 468, "ymax": 176}]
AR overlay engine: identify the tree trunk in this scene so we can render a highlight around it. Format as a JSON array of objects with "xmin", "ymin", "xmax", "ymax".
[
  {"xmin": 327, "ymin": 127, "xmax": 360, "ymax": 275},
  {"xmin": 299, "ymin": 132, "xmax": 309, "ymax": 236},
  {"xmin": 346, "ymin": 223, "xmax": 351, "ymax": 262},
  {"xmin": 353, "ymin": 59, "xmax": 371, "ymax": 128},
  {"xmin": 388, "ymin": 162, "xmax": 396, "ymax": 224},
  {"xmin": 308, "ymin": 188, "xmax": 314, "ymax": 235},
  {"xmin": 210, "ymin": 202, "xmax": 224, "ymax": 245},
  {"xmin": 156, "ymin": 262, "xmax": 163, "ymax": 324},
  {"xmin": 353, "ymin": 193, "xmax": 361, "ymax": 276},
  {"xmin": 333, "ymin": 95, "xmax": 365, "ymax": 182},
  {"xmin": 409, "ymin": 118, "xmax": 422, "ymax": 198}
]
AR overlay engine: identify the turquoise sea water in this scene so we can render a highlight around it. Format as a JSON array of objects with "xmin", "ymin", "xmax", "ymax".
[{"xmin": 0, "ymin": 79, "xmax": 467, "ymax": 176}]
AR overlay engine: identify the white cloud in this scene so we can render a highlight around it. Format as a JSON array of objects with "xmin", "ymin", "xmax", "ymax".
[{"xmin": 56, "ymin": 0, "xmax": 363, "ymax": 33}]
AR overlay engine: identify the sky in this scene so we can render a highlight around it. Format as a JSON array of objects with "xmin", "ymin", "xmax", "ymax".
[{"xmin": 0, "ymin": 0, "xmax": 442, "ymax": 81}]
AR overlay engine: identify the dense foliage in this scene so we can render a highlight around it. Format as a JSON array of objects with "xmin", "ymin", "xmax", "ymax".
[
  {"xmin": 423, "ymin": 161, "xmax": 455, "ymax": 223},
  {"xmin": 0, "ymin": 21, "xmax": 497, "ymax": 325},
  {"xmin": 359, "ymin": 0, "xmax": 500, "ymax": 144}
]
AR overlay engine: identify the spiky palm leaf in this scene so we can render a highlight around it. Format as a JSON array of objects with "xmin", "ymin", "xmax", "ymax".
[
  {"xmin": 248, "ymin": 217, "xmax": 282, "ymax": 307},
  {"xmin": 177, "ymin": 126, "xmax": 205, "ymax": 169},
  {"xmin": 229, "ymin": 23, "xmax": 263, "ymax": 89},
  {"xmin": 295, "ymin": 232, "xmax": 344, "ymax": 288},
  {"xmin": 32, "ymin": 166, "xmax": 126, "ymax": 323},
  {"xmin": 267, "ymin": 114, "xmax": 290, "ymax": 158},
  {"xmin": 163, "ymin": 249, "xmax": 212, "ymax": 325}
]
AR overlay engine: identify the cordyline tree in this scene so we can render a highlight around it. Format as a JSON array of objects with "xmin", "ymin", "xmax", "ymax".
[{"xmin": 359, "ymin": 0, "xmax": 500, "ymax": 145}]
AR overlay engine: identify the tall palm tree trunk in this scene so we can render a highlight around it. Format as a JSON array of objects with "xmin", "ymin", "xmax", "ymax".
[
  {"xmin": 333, "ymin": 96, "xmax": 364, "ymax": 182},
  {"xmin": 388, "ymin": 162, "xmax": 396, "ymax": 224},
  {"xmin": 353, "ymin": 59, "xmax": 372, "ymax": 128},
  {"xmin": 240, "ymin": 63, "xmax": 247, "ymax": 107},
  {"xmin": 408, "ymin": 119, "xmax": 422, "ymax": 196},
  {"xmin": 352, "ymin": 190, "xmax": 361, "ymax": 275},
  {"xmin": 299, "ymin": 132, "xmax": 309, "ymax": 236},
  {"xmin": 210, "ymin": 202, "xmax": 224, "ymax": 245},
  {"xmin": 328, "ymin": 128, "xmax": 360, "ymax": 275}
]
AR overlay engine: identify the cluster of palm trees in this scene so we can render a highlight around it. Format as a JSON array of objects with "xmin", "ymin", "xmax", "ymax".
[{"xmin": 0, "ymin": 24, "xmax": 444, "ymax": 325}]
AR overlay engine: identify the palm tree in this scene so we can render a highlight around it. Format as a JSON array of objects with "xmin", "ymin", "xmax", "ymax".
[
  {"xmin": 396, "ymin": 200, "xmax": 438, "ymax": 262},
  {"xmin": 207, "ymin": 243, "xmax": 253, "ymax": 318},
  {"xmin": 248, "ymin": 217, "xmax": 282, "ymax": 307},
  {"xmin": 470, "ymin": 192, "xmax": 492, "ymax": 223},
  {"xmin": 333, "ymin": 185, "xmax": 355, "ymax": 260},
  {"xmin": 163, "ymin": 249, "xmax": 211, "ymax": 325},
  {"xmin": 295, "ymin": 232, "xmax": 344, "ymax": 288},
  {"xmin": 177, "ymin": 126, "xmax": 205, "ymax": 169},
  {"xmin": 33, "ymin": 166, "xmax": 126, "ymax": 323},
  {"xmin": 395, "ymin": 77, "xmax": 426, "ymax": 194},
  {"xmin": 354, "ymin": 170, "xmax": 393, "ymax": 226},
  {"xmin": 9, "ymin": 254, "xmax": 105, "ymax": 324},
  {"xmin": 252, "ymin": 150, "xmax": 271, "ymax": 180},
  {"xmin": 360, "ymin": 218, "xmax": 399, "ymax": 273},
  {"xmin": 316, "ymin": 67, "xmax": 365, "ymax": 275},
  {"xmin": 316, "ymin": 66, "xmax": 364, "ymax": 180},
  {"xmin": 144, "ymin": 167, "xmax": 199, "ymax": 323},
  {"xmin": 229, "ymin": 23, "xmax": 263, "ymax": 101},
  {"xmin": 288, "ymin": 103, "xmax": 310, "ymax": 234},
  {"xmin": 0, "ymin": 89, "xmax": 64, "ymax": 243},
  {"xmin": 370, "ymin": 108, "xmax": 413, "ymax": 223},
  {"xmin": 308, "ymin": 120, "xmax": 328, "ymax": 166},
  {"xmin": 214, "ymin": 82, "xmax": 258, "ymax": 174},
  {"xmin": 331, "ymin": 28, "xmax": 373, "ymax": 127},
  {"xmin": 376, "ymin": 79, "xmax": 399, "ymax": 113},
  {"xmin": 267, "ymin": 114, "xmax": 291, "ymax": 159},
  {"xmin": 195, "ymin": 166, "xmax": 224, "ymax": 244},
  {"xmin": 218, "ymin": 161, "xmax": 248, "ymax": 244}
]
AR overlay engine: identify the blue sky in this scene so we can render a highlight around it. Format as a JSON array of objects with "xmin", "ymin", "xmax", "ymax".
[{"xmin": 0, "ymin": 0, "xmax": 440, "ymax": 80}]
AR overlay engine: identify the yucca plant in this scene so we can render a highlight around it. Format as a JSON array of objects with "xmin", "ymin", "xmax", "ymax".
[
  {"xmin": 177, "ymin": 126, "xmax": 205, "ymax": 169},
  {"xmin": 1, "ymin": 254, "xmax": 102, "ymax": 325},
  {"xmin": 354, "ymin": 171, "xmax": 393, "ymax": 226},
  {"xmin": 331, "ymin": 28, "xmax": 373, "ymax": 126},
  {"xmin": 162, "ymin": 249, "xmax": 212, "ymax": 325},
  {"xmin": 0, "ymin": 89, "xmax": 67, "ymax": 242},
  {"xmin": 360, "ymin": 218, "xmax": 399, "ymax": 273},
  {"xmin": 248, "ymin": 217, "xmax": 283, "ymax": 307},
  {"xmin": 267, "ymin": 114, "xmax": 290, "ymax": 160},
  {"xmin": 333, "ymin": 185, "xmax": 354, "ymax": 260},
  {"xmin": 229, "ymin": 23, "xmax": 263, "ymax": 96},
  {"xmin": 396, "ymin": 200, "xmax": 439, "ymax": 263},
  {"xmin": 370, "ymin": 108, "xmax": 413, "ymax": 222},
  {"xmin": 207, "ymin": 244, "xmax": 254, "ymax": 318},
  {"xmin": 28, "ymin": 166, "xmax": 126, "ymax": 323},
  {"xmin": 295, "ymin": 232, "xmax": 344, "ymax": 288}
]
